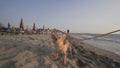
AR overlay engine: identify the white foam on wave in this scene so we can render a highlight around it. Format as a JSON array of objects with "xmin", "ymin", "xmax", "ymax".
[{"xmin": 71, "ymin": 33, "xmax": 120, "ymax": 55}]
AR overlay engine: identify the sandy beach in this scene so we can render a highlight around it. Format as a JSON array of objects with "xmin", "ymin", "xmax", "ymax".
[{"xmin": 0, "ymin": 34, "xmax": 120, "ymax": 68}]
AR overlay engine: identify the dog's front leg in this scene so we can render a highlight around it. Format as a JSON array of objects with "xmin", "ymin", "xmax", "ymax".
[{"xmin": 64, "ymin": 52, "xmax": 67, "ymax": 64}]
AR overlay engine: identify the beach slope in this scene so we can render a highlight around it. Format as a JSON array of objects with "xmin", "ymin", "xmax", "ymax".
[{"xmin": 0, "ymin": 34, "xmax": 120, "ymax": 68}]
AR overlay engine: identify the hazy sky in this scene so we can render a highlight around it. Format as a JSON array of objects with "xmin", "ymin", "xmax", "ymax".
[{"xmin": 0, "ymin": 0, "xmax": 120, "ymax": 33}]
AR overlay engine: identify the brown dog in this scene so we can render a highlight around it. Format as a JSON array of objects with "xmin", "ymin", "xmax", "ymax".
[{"xmin": 52, "ymin": 34, "xmax": 72, "ymax": 64}]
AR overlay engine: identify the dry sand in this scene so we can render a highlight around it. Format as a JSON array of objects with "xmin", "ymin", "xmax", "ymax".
[{"xmin": 0, "ymin": 34, "xmax": 120, "ymax": 68}]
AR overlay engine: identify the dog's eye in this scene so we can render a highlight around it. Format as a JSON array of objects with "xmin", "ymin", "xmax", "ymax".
[{"xmin": 58, "ymin": 37, "xmax": 61, "ymax": 39}]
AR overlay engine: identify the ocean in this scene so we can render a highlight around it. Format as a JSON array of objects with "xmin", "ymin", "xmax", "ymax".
[{"xmin": 71, "ymin": 33, "xmax": 120, "ymax": 55}]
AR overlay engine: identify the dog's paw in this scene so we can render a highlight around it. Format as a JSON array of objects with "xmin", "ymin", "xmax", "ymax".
[{"xmin": 60, "ymin": 62, "xmax": 69, "ymax": 67}]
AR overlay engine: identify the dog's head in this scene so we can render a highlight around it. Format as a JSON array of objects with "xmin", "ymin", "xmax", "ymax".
[
  {"xmin": 51, "ymin": 34, "xmax": 66, "ymax": 42},
  {"xmin": 58, "ymin": 34, "xmax": 66, "ymax": 40}
]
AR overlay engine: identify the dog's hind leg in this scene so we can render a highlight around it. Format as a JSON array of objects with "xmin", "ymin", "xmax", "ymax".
[{"xmin": 69, "ymin": 45, "xmax": 72, "ymax": 57}]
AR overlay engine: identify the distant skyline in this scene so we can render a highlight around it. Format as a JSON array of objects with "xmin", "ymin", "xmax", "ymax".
[{"xmin": 0, "ymin": 0, "xmax": 120, "ymax": 34}]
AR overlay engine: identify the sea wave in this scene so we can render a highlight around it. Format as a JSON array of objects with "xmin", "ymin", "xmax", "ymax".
[
  {"xmin": 71, "ymin": 33, "xmax": 120, "ymax": 55},
  {"xmin": 71, "ymin": 33, "xmax": 120, "ymax": 44}
]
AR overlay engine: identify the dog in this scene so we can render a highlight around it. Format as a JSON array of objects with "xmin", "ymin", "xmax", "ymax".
[{"xmin": 52, "ymin": 34, "xmax": 72, "ymax": 64}]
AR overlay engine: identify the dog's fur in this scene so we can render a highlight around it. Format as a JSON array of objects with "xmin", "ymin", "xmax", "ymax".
[{"xmin": 52, "ymin": 34, "xmax": 72, "ymax": 64}]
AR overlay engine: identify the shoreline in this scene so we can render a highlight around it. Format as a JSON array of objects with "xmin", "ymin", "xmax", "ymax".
[{"xmin": 69, "ymin": 37, "xmax": 120, "ymax": 62}]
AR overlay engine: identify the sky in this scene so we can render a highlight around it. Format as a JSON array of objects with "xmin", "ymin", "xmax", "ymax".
[{"xmin": 0, "ymin": 0, "xmax": 120, "ymax": 34}]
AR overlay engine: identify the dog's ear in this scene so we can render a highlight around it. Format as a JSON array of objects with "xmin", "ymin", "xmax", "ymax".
[
  {"xmin": 51, "ymin": 34, "xmax": 57, "ymax": 41},
  {"xmin": 62, "ymin": 34, "xmax": 66, "ymax": 40},
  {"xmin": 63, "ymin": 34, "xmax": 66, "ymax": 37}
]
